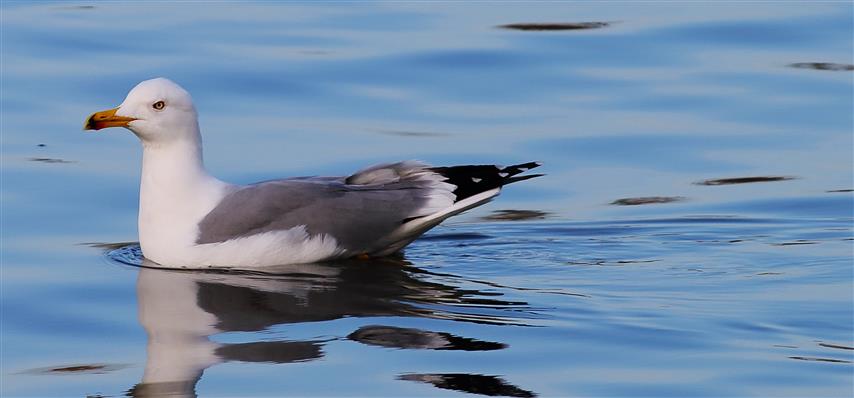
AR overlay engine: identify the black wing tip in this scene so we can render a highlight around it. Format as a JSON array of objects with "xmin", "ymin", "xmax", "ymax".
[
  {"xmin": 429, "ymin": 161, "xmax": 543, "ymax": 203},
  {"xmin": 504, "ymin": 173, "xmax": 545, "ymax": 185},
  {"xmin": 506, "ymin": 161, "xmax": 543, "ymax": 169},
  {"xmin": 497, "ymin": 161, "xmax": 543, "ymax": 180},
  {"xmin": 502, "ymin": 161, "xmax": 542, "ymax": 170}
]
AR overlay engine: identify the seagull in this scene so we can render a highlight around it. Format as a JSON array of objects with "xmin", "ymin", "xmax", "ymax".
[{"xmin": 84, "ymin": 78, "xmax": 542, "ymax": 268}]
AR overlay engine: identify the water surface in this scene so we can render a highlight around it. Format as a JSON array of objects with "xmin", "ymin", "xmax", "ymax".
[{"xmin": 1, "ymin": 2, "xmax": 852, "ymax": 397}]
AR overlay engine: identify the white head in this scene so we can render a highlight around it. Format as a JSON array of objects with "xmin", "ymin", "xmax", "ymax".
[{"xmin": 85, "ymin": 78, "xmax": 199, "ymax": 144}]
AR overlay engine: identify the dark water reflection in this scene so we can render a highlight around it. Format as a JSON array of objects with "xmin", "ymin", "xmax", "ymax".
[
  {"xmin": 21, "ymin": 363, "xmax": 128, "ymax": 376},
  {"xmin": 497, "ymin": 22, "xmax": 611, "ymax": 31},
  {"xmin": 27, "ymin": 157, "xmax": 75, "ymax": 164},
  {"xmin": 399, "ymin": 373, "xmax": 536, "ymax": 398},
  {"xmin": 789, "ymin": 62, "xmax": 854, "ymax": 71},
  {"xmin": 610, "ymin": 196, "xmax": 686, "ymax": 206},
  {"xmin": 121, "ymin": 253, "xmax": 534, "ymax": 397},
  {"xmin": 695, "ymin": 176, "xmax": 796, "ymax": 186},
  {"xmin": 479, "ymin": 210, "xmax": 551, "ymax": 221},
  {"xmin": 348, "ymin": 325, "xmax": 506, "ymax": 351}
]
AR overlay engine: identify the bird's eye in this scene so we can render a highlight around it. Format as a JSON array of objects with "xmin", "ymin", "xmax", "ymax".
[{"xmin": 152, "ymin": 101, "xmax": 166, "ymax": 110}]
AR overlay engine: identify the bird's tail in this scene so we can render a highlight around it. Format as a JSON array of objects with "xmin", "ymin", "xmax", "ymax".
[
  {"xmin": 429, "ymin": 161, "xmax": 543, "ymax": 202},
  {"xmin": 373, "ymin": 162, "xmax": 542, "ymax": 256}
]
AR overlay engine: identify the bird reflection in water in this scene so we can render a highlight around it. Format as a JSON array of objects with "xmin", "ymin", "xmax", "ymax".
[{"xmin": 123, "ymin": 253, "xmax": 536, "ymax": 397}]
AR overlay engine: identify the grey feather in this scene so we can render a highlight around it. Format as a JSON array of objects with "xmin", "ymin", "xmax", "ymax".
[
  {"xmin": 196, "ymin": 160, "xmax": 543, "ymax": 255},
  {"xmin": 196, "ymin": 162, "xmax": 439, "ymax": 251}
]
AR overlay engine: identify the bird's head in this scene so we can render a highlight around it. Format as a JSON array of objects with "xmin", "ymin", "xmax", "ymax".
[{"xmin": 84, "ymin": 78, "xmax": 199, "ymax": 144}]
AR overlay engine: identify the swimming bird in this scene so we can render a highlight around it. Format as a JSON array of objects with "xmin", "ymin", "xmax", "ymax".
[{"xmin": 84, "ymin": 78, "xmax": 542, "ymax": 268}]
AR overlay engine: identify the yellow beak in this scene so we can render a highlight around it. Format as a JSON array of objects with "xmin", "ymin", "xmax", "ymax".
[{"xmin": 84, "ymin": 107, "xmax": 136, "ymax": 131}]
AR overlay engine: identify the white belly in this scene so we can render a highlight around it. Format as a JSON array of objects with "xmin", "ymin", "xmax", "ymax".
[{"xmin": 143, "ymin": 226, "xmax": 347, "ymax": 268}]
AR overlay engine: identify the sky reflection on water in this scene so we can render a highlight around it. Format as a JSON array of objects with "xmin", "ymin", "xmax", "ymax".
[{"xmin": 1, "ymin": 1, "xmax": 852, "ymax": 397}]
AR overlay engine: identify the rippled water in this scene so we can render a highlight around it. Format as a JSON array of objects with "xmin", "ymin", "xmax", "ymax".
[{"xmin": 2, "ymin": 2, "xmax": 852, "ymax": 397}]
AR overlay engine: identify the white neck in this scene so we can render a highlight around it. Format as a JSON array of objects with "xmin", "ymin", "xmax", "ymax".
[
  {"xmin": 137, "ymin": 130, "xmax": 230, "ymax": 262},
  {"xmin": 140, "ymin": 135, "xmax": 211, "ymax": 194}
]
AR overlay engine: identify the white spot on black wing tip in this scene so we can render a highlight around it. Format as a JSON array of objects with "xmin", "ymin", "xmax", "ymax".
[
  {"xmin": 498, "ymin": 172, "xmax": 509, "ymax": 178},
  {"xmin": 472, "ymin": 177, "xmax": 482, "ymax": 183}
]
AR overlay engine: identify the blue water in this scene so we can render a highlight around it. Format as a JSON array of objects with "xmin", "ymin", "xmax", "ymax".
[{"xmin": 1, "ymin": 2, "xmax": 852, "ymax": 397}]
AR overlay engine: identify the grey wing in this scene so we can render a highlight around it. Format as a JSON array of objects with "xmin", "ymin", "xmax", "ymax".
[{"xmin": 196, "ymin": 162, "xmax": 454, "ymax": 252}]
